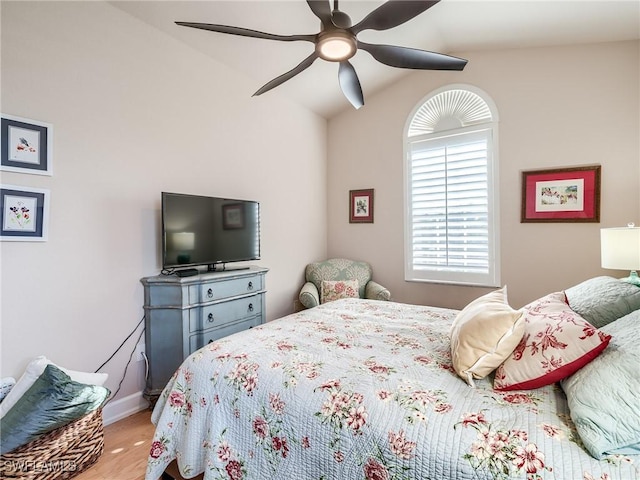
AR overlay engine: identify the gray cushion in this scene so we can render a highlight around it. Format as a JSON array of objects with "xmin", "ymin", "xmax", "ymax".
[
  {"xmin": 0, "ymin": 364, "xmax": 109, "ymax": 454},
  {"xmin": 565, "ymin": 276, "xmax": 640, "ymax": 328}
]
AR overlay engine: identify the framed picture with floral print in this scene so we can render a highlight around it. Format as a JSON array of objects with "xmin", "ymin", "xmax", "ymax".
[
  {"xmin": 1, "ymin": 114, "xmax": 53, "ymax": 176},
  {"xmin": 349, "ymin": 189, "xmax": 374, "ymax": 223},
  {"xmin": 0, "ymin": 184, "xmax": 50, "ymax": 241},
  {"xmin": 521, "ymin": 165, "xmax": 601, "ymax": 223}
]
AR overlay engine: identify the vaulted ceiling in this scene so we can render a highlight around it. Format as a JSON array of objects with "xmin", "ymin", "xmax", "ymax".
[{"xmin": 112, "ymin": 1, "xmax": 640, "ymax": 118}]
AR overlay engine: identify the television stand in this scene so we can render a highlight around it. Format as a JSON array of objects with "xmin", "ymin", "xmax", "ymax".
[
  {"xmin": 208, "ymin": 263, "xmax": 250, "ymax": 272},
  {"xmin": 141, "ymin": 266, "xmax": 268, "ymax": 404}
]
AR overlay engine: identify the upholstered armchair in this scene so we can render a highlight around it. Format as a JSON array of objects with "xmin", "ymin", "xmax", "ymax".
[{"xmin": 298, "ymin": 258, "xmax": 391, "ymax": 309}]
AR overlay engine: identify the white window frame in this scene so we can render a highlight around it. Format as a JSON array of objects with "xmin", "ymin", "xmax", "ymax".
[{"xmin": 404, "ymin": 85, "xmax": 500, "ymax": 287}]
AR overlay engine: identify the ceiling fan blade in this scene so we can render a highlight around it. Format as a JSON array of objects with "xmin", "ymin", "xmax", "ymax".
[
  {"xmin": 176, "ymin": 22, "xmax": 316, "ymax": 43},
  {"xmin": 358, "ymin": 41, "xmax": 467, "ymax": 70},
  {"xmin": 338, "ymin": 61, "xmax": 364, "ymax": 109},
  {"xmin": 352, "ymin": 0, "xmax": 439, "ymax": 34},
  {"xmin": 253, "ymin": 53, "xmax": 319, "ymax": 97},
  {"xmin": 306, "ymin": 0, "xmax": 333, "ymax": 29}
]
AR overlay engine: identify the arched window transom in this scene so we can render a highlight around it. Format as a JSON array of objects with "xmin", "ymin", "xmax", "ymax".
[{"xmin": 408, "ymin": 89, "xmax": 493, "ymax": 136}]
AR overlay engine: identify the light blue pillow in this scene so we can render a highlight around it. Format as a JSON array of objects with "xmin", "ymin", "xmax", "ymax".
[
  {"xmin": 560, "ymin": 309, "xmax": 640, "ymax": 459},
  {"xmin": 564, "ymin": 276, "xmax": 640, "ymax": 328}
]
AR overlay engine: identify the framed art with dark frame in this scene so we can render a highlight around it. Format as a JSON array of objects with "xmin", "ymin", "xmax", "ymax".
[
  {"xmin": 1, "ymin": 114, "xmax": 53, "ymax": 176},
  {"xmin": 0, "ymin": 184, "xmax": 50, "ymax": 241},
  {"xmin": 349, "ymin": 189, "xmax": 374, "ymax": 223},
  {"xmin": 521, "ymin": 165, "xmax": 601, "ymax": 223},
  {"xmin": 222, "ymin": 203, "xmax": 244, "ymax": 229}
]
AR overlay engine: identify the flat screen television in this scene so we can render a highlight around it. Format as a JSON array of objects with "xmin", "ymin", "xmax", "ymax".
[{"xmin": 161, "ymin": 192, "xmax": 260, "ymax": 271}]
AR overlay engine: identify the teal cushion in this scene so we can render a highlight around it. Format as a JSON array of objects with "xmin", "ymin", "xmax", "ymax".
[
  {"xmin": 0, "ymin": 364, "xmax": 110, "ymax": 454},
  {"xmin": 560, "ymin": 309, "xmax": 640, "ymax": 459},
  {"xmin": 564, "ymin": 276, "xmax": 640, "ymax": 328}
]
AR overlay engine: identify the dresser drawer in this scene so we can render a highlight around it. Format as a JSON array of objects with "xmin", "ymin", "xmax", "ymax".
[
  {"xmin": 198, "ymin": 275, "xmax": 263, "ymax": 302},
  {"xmin": 189, "ymin": 294, "xmax": 262, "ymax": 332},
  {"xmin": 189, "ymin": 316, "xmax": 262, "ymax": 353}
]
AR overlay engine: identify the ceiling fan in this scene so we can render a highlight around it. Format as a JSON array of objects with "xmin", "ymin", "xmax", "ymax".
[{"xmin": 176, "ymin": 0, "xmax": 467, "ymax": 109}]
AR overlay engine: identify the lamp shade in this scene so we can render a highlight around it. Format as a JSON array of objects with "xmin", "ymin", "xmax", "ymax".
[
  {"xmin": 600, "ymin": 227, "xmax": 640, "ymax": 270},
  {"xmin": 172, "ymin": 232, "xmax": 195, "ymax": 251}
]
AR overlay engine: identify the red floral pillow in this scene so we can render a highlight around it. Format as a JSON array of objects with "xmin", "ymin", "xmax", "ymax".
[{"xmin": 493, "ymin": 291, "xmax": 611, "ymax": 391}]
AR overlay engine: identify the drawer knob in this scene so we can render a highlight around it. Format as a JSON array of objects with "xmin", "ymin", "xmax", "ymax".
[
  {"xmin": 208, "ymin": 313, "xmax": 214, "ymax": 323},
  {"xmin": 248, "ymin": 303, "xmax": 254, "ymax": 312},
  {"xmin": 207, "ymin": 288, "xmax": 214, "ymax": 298},
  {"xmin": 247, "ymin": 281, "xmax": 253, "ymax": 290}
]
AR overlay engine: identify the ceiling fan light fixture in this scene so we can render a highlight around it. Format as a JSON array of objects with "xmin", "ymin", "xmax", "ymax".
[
  {"xmin": 176, "ymin": 1, "xmax": 467, "ymax": 110},
  {"xmin": 316, "ymin": 31, "xmax": 356, "ymax": 61}
]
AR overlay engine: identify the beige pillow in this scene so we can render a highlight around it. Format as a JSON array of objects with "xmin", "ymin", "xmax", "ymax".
[{"xmin": 450, "ymin": 286, "xmax": 525, "ymax": 387}]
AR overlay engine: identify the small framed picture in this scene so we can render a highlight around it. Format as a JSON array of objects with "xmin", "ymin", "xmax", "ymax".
[
  {"xmin": 521, "ymin": 165, "xmax": 601, "ymax": 223},
  {"xmin": 1, "ymin": 185, "xmax": 50, "ymax": 241},
  {"xmin": 349, "ymin": 189, "xmax": 374, "ymax": 223},
  {"xmin": 1, "ymin": 114, "xmax": 53, "ymax": 176},
  {"xmin": 222, "ymin": 203, "xmax": 244, "ymax": 229}
]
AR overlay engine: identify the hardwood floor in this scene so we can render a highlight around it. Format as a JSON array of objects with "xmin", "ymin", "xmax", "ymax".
[{"xmin": 75, "ymin": 410, "xmax": 155, "ymax": 480}]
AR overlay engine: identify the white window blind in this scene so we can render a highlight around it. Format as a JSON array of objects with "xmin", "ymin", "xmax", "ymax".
[{"xmin": 408, "ymin": 129, "xmax": 495, "ymax": 283}]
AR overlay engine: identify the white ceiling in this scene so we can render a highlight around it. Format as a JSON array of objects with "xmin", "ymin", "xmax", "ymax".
[{"xmin": 112, "ymin": 0, "xmax": 640, "ymax": 118}]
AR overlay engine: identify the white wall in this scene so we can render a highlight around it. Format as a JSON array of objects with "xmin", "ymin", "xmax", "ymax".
[
  {"xmin": 0, "ymin": 2, "xmax": 327, "ymax": 409},
  {"xmin": 327, "ymin": 41, "xmax": 640, "ymax": 310}
]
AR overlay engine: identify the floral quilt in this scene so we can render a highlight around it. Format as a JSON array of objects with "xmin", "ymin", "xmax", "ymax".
[{"xmin": 145, "ymin": 299, "xmax": 638, "ymax": 480}]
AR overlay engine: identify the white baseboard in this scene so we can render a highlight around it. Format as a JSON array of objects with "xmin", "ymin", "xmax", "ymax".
[{"xmin": 102, "ymin": 390, "xmax": 150, "ymax": 425}]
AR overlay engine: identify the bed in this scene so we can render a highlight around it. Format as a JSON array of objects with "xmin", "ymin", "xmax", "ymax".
[{"xmin": 145, "ymin": 277, "xmax": 640, "ymax": 480}]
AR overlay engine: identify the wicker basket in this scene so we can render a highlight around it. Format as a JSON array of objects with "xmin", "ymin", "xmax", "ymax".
[{"xmin": 0, "ymin": 408, "xmax": 104, "ymax": 480}]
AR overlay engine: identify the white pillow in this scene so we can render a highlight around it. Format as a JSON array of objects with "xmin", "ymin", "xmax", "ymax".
[
  {"xmin": 450, "ymin": 286, "xmax": 525, "ymax": 387},
  {"xmin": 0, "ymin": 356, "xmax": 108, "ymax": 418}
]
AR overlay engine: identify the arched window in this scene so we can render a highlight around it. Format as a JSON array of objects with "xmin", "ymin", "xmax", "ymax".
[{"xmin": 404, "ymin": 85, "xmax": 500, "ymax": 287}]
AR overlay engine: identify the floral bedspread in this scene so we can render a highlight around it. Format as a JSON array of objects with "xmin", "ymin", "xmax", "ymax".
[{"xmin": 145, "ymin": 299, "xmax": 638, "ymax": 480}]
